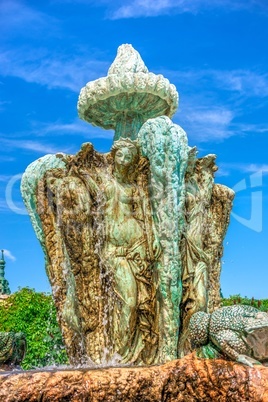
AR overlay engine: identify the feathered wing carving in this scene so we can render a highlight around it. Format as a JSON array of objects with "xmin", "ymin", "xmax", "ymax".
[
  {"xmin": 138, "ymin": 116, "xmax": 189, "ymax": 362},
  {"xmin": 21, "ymin": 145, "xmax": 107, "ymax": 363}
]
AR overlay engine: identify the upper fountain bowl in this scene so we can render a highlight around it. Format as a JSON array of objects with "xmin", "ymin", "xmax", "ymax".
[{"xmin": 77, "ymin": 44, "xmax": 179, "ymax": 131}]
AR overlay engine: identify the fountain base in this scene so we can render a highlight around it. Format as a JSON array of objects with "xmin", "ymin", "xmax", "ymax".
[{"xmin": 0, "ymin": 354, "xmax": 268, "ymax": 401}]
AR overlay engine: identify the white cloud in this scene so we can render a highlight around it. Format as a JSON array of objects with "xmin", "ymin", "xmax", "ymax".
[
  {"xmin": 109, "ymin": 0, "xmax": 267, "ymax": 19},
  {"xmin": 215, "ymin": 166, "xmax": 232, "ymax": 177},
  {"xmin": 0, "ymin": 3, "xmax": 109, "ymax": 91},
  {"xmin": 169, "ymin": 68, "xmax": 268, "ymax": 99},
  {"xmin": 217, "ymin": 162, "xmax": 268, "ymax": 177},
  {"xmin": 0, "ymin": 118, "xmax": 113, "ymax": 161},
  {"xmin": 0, "ymin": 48, "xmax": 109, "ymax": 92},
  {"xmin": 187, "ymin": 109, "xmax": 233, "ymax": 126},
  {"xmin": 0, "ymin": 175, "xmax": 12, "ymax": 182},
  {"xmin": 2, "ymin": 249, "xmax": 16, "ymax": 262},
  {"xmin": 177, "ymin": 104, "xmax": 268, "ymax": 143},
  {"xmin": 175, "ymin": 106, "xmax": 235, "ymax": 142},
  {"xmin": 0, "ymin": 138, "xmax": 71, "ymax": 155},
  {"xmin": 35, "ymin": 119, "xmax": 114, "ymax": 139},
  {"xmin": 0, "ymin": 100, "xmax": 11, "ymax": 112},
  {"xmin": 0, "ymin": 200, "xmax": 8, "ymax": 211},
  {"xmin": 167, "ymin": 67, "xmax": 268, "ymax": 142},
  {"xmin": 0, "ymin": 120, "xmax": 113, "ymax": 157},
  {"xmin": 244, "ymin": 164, "xmax": 268, "ymax": 174},
  {"xmin": 0, "ymin": 1, "xmax": 57, "ymax": 37},
  {"xmin": 111, "ymin": 0, "xmax": 177, "ymax": 19},
  {"xmin": 234, "ymin": 123, "xmax": 268, "ymax": 134},
  {"xmin": 0, "ymin": 156, "xmax": 15, "ymax": 162},
  {"xmin": 16, "ymin": 140, "xmax": 66, "ymax": 154},
  {"xmin": 211, "ymin": 70, "xmax": 268, "ymax": 98}
]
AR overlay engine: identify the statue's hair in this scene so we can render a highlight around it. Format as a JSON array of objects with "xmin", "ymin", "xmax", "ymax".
[{"xmin": 189, "ymin": 311, "xmax": 210, "ymax": 347}]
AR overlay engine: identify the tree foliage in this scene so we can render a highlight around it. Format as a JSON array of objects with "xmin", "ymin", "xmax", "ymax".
[
  {"xmin": 222, "ymin": 294, "xmax": 268, "ymax": 312},
  {"xmin": 0, "ymin": 288, "xmax": 68, "ymax": 369}
]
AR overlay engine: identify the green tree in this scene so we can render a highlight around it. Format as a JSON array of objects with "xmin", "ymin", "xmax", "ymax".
[
  {"xmin": 221, "ymin": 294, "xmax": 268, "ymax": 312},
  {"xmin": 0, "ymin": 287, "xmax": 68, "ymax": 369}
]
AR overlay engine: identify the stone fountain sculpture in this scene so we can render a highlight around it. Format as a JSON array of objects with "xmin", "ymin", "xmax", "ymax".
[{"xmin": 21, "ymin": 44, "xmax": 234, "ymax": 366}]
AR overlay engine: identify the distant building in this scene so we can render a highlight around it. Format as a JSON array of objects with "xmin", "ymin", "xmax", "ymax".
[{"xmin": 0, "ymin": 250, "xmax": 11, "ymax": 299}]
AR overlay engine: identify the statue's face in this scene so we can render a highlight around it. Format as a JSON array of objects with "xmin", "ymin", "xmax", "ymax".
[{"xmin": 114, "ymin": 147, "xmax": 135, "ymax": 167}]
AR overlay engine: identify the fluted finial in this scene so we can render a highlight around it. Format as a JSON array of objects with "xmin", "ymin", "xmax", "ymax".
[
  {"xmin": 108, "ymin": 44, "xmax": 149, "ymax": 75},
  {"xmin": 78, "ymin": 43, "xmax": 178, "ymax": 141},
  {"xmin": 0, "ymin": 250, "xmax": 4, "ymax": 261}
]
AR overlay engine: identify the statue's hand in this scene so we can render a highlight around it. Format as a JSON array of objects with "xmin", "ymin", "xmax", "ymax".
[{"xmin": 153, "ymin": 237, "xmax": 161, "ymax": 259}]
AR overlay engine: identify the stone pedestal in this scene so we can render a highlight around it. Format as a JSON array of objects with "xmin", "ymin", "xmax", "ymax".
[{"xmin": 0, "ymin": 354, "xmax": 268, "ymax": 402}]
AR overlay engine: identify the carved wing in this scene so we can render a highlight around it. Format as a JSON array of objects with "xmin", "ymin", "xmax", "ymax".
[
  {"xmin": 138, "ymin": 115, "xmax": 189, "ymax": 362},
  {"xmin": 21, "ymin": 147, "xmax": 105, "ymax": 363},
  {"xmin": 21, "ymin": 153, "xmax": 67, "ymax": 261}
]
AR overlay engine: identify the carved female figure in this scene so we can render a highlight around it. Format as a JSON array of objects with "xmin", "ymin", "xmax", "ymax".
[
  {"xmin": 77, "ymin": 139, "xmax": 161, "ymax": 364},
  {"xmin": 27, "ymin": 139, "xmax": 161, "ymax": 365},
  {"xmin": 178, "ymin": 165, "xmax": 209, "ymax": 356}
]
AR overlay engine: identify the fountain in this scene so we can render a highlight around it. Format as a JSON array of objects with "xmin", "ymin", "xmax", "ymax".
[{"xmin": 0, "ymin": 44, "xmax": 267, "ymax": 401}]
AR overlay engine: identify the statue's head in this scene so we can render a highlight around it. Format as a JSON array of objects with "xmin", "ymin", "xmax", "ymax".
[
  {"xmin": 188, "ymin": 311, "xmax": 210, "ymax": 348},
  {"xmin": 111, "ymin": 139, "xmax": 139, "ymax": 168}
]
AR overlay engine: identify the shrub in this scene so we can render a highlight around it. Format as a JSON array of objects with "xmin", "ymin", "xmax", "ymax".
[
  {"xmin": 221, "ymin": 294, "xmax": 268, "ymax": 312},
  {"xmin": 0, "ymin": 287, "xmax": 68, "ymax": 369}
]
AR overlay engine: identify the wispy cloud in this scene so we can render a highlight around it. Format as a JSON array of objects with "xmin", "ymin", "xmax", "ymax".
[
  {"xmin": 0, "ymin": 48, "xmax": 109, "ymax": 92},
  {"xmin": 0, "ymin": 2, "xmax": 108, "ymax": 91},
  {"xmin": 111, "ymin": 0, "xmax": 178, "ymax": 19},
  {"xmin": 243, "ymin": 164, "xmax": 268, "ymax": 174},
  {"xmin": 169, "ymin": 67, "xmax": 268, "ymax": 143},
  {"xmin": 2, "ymin": 249, "xmax": 16, "ymax": 262},
  {"xmin": 169, "ymin": 69, "xmax": 268, "ymax": 99},
  {"xmin": 0, "ymin": 175, "xmax": 13, "ymax": 182},
  {"xmin": 177, "ymin": 106, "xmax": 235, "ymax": 142},
  {"xmin": 177, "ymin": 104, "xmax": 268, "ymax": 143},
  {"xmin": 0, "ymin": 137, "xmax": 71, "ymax": 155},
  {"xmin": 234, "ymin": 123, "xmax": 268, "ymax": 135},
  {"xmin": 210, "ymin": 70, "xmax": 268, "ymax": 98},
  {"xmin": 0, "ymin": 1, "xmax": 58, "ymax": 38},
  {"xmin": 33, "ymin": 119, "xmax": 114, "ymax": 139},
  {"xmin": 0, "ymin": 100, "xmax": 11, "ymax": 112},
  {"xmin": 109, "ymin": 0, "xmax": 267, "ymax": 19},
  {"xmin": 0, "ymin": 200, "xmax": 8, "ymax": 212},
  {"xmin": 217, "ymin": 162, "xmax": 268, "ymax": 177},
  {"xmin": 0, "ymin": 120, "xmax": 113, "ymax": 157},
  {"xmin": 0, "ymin": 156, "xmax": 15, "ymax": 162}
]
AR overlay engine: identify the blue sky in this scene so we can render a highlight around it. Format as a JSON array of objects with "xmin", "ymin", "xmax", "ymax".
[{"xmin": 0, "ymin": 0, "xmax": 267, "ymax": 299}]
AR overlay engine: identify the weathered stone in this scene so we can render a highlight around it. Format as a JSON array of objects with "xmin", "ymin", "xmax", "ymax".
[{"xmin": 0, "ymin": 354, "xmax": 268, "ymax": 401}]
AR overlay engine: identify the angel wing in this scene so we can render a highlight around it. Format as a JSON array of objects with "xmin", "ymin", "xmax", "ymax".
[{"xmin": 21, "ymin": 145, "xmax": 106, "ymax": 364}]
